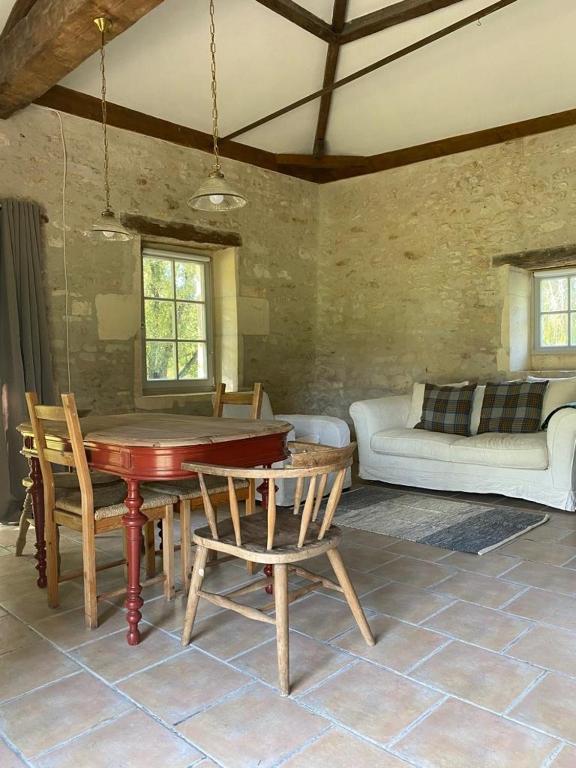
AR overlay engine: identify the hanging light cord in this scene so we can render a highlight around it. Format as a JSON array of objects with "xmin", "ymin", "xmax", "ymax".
[
  {"xmin": 209, "ymin": 0, "xmax": 220, "ymax": 172},
  {"xmin": 98, "ymin": 21, "xmax": 111, "ymax": 212}
]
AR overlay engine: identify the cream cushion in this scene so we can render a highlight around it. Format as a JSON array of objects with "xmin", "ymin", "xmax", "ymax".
[
  {"xmin": 406, "ymin": 381, "xmax": 470, "ymax": 428},
  {"xmin": 371, "ymin": 429, "xmax": 465, "ymax": 462},
  {"xmin": 450, "ymin": 432, "xmax": 548, "ymax": 470},
  {"xmin": 527, "ymin": 376, "xmax": 576, "ymax": 424}
]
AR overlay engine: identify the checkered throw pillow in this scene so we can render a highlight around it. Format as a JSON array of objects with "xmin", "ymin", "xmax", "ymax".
[
  {"xmin": 478, "ymin": 381, "xmax": 548, "ymax": 434},
  {"xmin": 414, "ymin": 384, "xmax": 477, "ymax": 436}
]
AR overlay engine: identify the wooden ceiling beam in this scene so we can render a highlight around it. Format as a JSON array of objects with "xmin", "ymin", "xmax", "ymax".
[
  {"xmin": 340, "ymin": 0, "xmax": 468, "ymax": 44},
  {"xmin": 224, "ymin": 0, "xmax": 519, "ymax": 142},
  {"xmin": 0, "ymin": 0, "xmax": 166, "ymax": 118},
  {"xmin": 0, "ymin": 0, "xmax": 39, "ymax": 39},
  {"xmin": 252, "ymin": 0, "xmax": 336, "ymax": 42},
  {"xmin": 313, "ymin": 0, "xmax": 348, "ymax": 158}
]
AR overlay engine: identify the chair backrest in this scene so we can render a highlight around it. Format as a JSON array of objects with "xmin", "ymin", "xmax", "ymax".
[
  {"xmin": 213, "ymin": 382, "xmax": 264, "ymax": 420},
  {"xmin": 25, "ymin": 392, "xmax": 93, "ymax": 518},
  {"xmin": 185, "ymin": 441, "xmax": 356, "ymax": 551}
]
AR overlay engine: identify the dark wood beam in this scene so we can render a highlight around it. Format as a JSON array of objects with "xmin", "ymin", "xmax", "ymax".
[
  {"xmin": 0, "ymin": 0, "xmax": 38, "ymax": 39},
  {"xmin": 34, "ymin": 86, "xmax": 318, "ymax": 182},
  {"xmin": 492, "ymin": 244, "xmax": 576, "ymax": 270},
  {"xmin": 122, "ymin": 214, "xmax": 242, "ymax": 247},
  {"xmin": 252, "ymin": 0, "xmax": 336, "ymax": 42},
  {"xmin": 277, "ymin": 153, "xmax": 369, "ymax": 168},
  {"xmin": 0, "ymin": 0, "xmax": 166, "ymax": 117},
  {"xmin": 313, "ymin": 0, "xmax": 347, "ymax": 158},
  {"xmin": 224, "ymin": 0, "xmax": 519, "ymax": 142},
  {"xmin": 340, "ymin": 0, "xmax": 467, "ymax": 44}
]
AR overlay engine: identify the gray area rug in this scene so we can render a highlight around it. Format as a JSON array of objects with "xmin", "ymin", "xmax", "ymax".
[{"xmin": 334, "ymin": 486, "xmax": 549, "ymax": 555}]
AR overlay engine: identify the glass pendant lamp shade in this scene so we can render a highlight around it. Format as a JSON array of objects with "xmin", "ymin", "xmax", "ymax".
[
  {"xmin": 188, "ymin": 0, "xmax": 247, "ymax": 212},
  {"xmin": 88, "ymin": 208, "xmax": 133, "ymax": 241},
  {"xmin": 188, "ymin": 169, "xmax": 247, "ymax": 211}
]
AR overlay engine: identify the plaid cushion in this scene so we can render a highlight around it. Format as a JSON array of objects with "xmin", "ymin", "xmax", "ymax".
[
  {"xmin": 414, "ymin": 384, "xmax": 477, "ymax": 436},
  {"xmin": 478, "ymin": 381, "xmax": 548, "ymax": 434}
]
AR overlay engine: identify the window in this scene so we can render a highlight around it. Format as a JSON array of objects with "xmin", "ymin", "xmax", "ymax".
[
  {"xmin": 534, "ymin": 268, "xmax": 576, "ymax": 352},
  {"xmin": 142, "ymin": 247, "xmax": 213, "ymax": 391}
]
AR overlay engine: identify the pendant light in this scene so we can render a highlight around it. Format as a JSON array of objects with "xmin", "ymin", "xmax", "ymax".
[
  {"xmin": 188, "ymin": 0, "xmax": 247, "ymax": 212},
  {"xmin": 85, "ymin": 17, "xmax": 133, "ymax": 241}
]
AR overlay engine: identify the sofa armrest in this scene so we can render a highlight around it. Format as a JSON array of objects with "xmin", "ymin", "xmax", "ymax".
[
  {"xmin": 547, "ymin": 409, "xmax": 576, "ymax": 487},
  {"xmin": 350, "ymin": 395, "xmax": 411, "ymax": 468},
  {"xmin": 275, "ymin": 414, "xmax": 350, "ymax": 447}
]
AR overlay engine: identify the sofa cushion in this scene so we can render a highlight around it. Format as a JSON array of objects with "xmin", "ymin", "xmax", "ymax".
[
  {"xmin": 371, "ymin": 428, "xmax": 465, "ymax": 461},
  {"xmin": 406, "ymin": 381, "xmax": 469, "ymax": 428},
  {"xmin": 478, "ymin": 381, "xmax": 548, "ymax": 434},
  {"xmin": 450, "ymin": 432, "xmax": 548, "ymax": 470},
  {"xmin": 415, "ymin": 383, "xmax": 477, "ymax": 436}
]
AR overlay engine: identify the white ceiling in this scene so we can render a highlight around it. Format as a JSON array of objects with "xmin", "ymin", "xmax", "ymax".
[{"xmin": 4, "ymin": 0, "xmax": 576, "ymax": 156}]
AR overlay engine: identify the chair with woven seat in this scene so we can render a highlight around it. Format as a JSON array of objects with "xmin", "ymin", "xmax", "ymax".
[
  {"xmin": 144, "ymin": 382, "xmax": 263, "ymax": 588},
  {"xmin": 25, "ymin": 392, "xmax": 177, "ymax": 629},
  {"xmin": 181, "ymin": 441, "xmax": 375, "ymax": 696}
]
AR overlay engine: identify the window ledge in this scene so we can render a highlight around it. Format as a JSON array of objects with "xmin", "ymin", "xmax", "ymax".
[{"xmin": 135, "ymin": 392, "xmax": 212, "ymax": 410}]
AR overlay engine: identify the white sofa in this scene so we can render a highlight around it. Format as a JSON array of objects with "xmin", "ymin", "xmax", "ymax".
[
  {"xmin": 350, "ymin": 380, "xmax": 576, "ymax": 511},
  {"xmin": 223, "ymin": 392, "xmax": 352, "ymax": 506}
]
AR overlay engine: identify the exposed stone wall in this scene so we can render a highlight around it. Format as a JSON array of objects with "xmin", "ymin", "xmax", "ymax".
[
  {"xmin": 0, "ymin": 105, "xmax": 319, "ymax": 414},
  {"xmin": 315, "ymin": 128, "xmax": 576, "ymax": 419}
]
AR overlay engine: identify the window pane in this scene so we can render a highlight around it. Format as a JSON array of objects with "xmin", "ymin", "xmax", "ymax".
[
  {"xmin": 178, "ymin": 342, "xmax": 207, "ymax": 380},
  {"xmin": 146, "ymin": 342, "xmax": 176, "ymax": 380},
  {"xmin": 540, "ymin": 277, "xmax": 568, "ymax": 312},
  {"xmin": 145, "ymin": 299, "xmax": 175, "ymax": 339},
  {"xmin": 143, "ymin": 257, "xmax": 174, "ymax": 299},
  {"xmin": 541, "ymin": 313, "xmax": 569, "ymax": 347},
  {"xmin": 175, "ymin": 261, "xmax": 204, "ymax": 301},
  {"xmin": 571, "ymin": 278, "xmax": 576, "ymax": 310},
  {"xmin": 176, "ymin": 302, "xmax": 205, "ymax": 340},
  {"xmin": 571, "ymin": 313, "xmax": 576, "ymax": 346}
]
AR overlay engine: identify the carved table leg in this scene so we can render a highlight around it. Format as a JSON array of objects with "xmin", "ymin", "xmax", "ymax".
[
  {"xmin": 258, "ymin": 471, "xmax": 274, "ymax": 594},
  {"xmin": 29, "ymin": 456, "xmax": 47, "ymax": 588},
  {"xmin": 122, "ymin": 478, "xmax": 147, "ymax": 645}
]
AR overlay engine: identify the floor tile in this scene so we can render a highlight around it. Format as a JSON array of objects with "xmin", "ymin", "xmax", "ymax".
[
  {"xmin": 232, "ymin": 631, "xmax": 350, "ymax": 694},
  {"xmin": 118, "ymin": 648, "xmax": 249, "ymax": 724},
  {"xmin": 318, "ymin": 567, "xmax": 390, "ymax": 598},
  {"xmin": 287, "ymin": 594, "xmax": 365, "ymax": 642},
  {"xmin": 394, "ymin": 697, "xmax": 557, "ymax": 768},
  {"xmin": 503, "ymin": 561, "xmax": 576, "ymax": 595},
  {"xmin": 340, "ymin": 529, "xmax": 402, "ymax": 549},
  {"xmin": 71, "ymin": 625, "xmax": 183, "ymax": 682},
  {"xmin": 362, "ymin": 582, "xmax": 453, "ymax": 623},
  {"xmin": 524, "ymin": 524, "xmax": 575, "ymax": 543},
  {"xmin": 0, "ymin": 671, "xmax": 132, "ymax": 758},
  {"xmin": 280, "ymin": 728, "xmax": 410, "ymax": 767},
  {"xmin": 552, "ymin": 745, "xmax": 576, "ymax": 767},
  {"xmin": 333, "ymin": 614, "xmax": 447, "ymax": 672},
  {"xmin": 504, "ymin": 588, "xmax": 576, "ymax": 632},
  {"xmin": 187, "ymin": 609, "xmax": 275, "ymax": 659},
  {"xmin": 302, "ymin": 660, "xmax": 440, "ymax": 744},
  {"xmin": 32, "ymin": 602, "xmax": 128, "ymax": 650},
  {"xmin": 507, "ymin": 625, "xmax": 576, "ymax": 676},
  {"xmin": 141, "ymin": 593, "xmax": 222, "ymax": 633},
  {"xmin": 0, "ymin": 739, "xmax": 27, "ymax": 767},
  {"xmin": 0, "ymin": 640, "xmax": 79, "ymax": 702},
  {"xmin": 385, "ymin": 541, "xmax": 451, "ymax": 562},
  {"xmin": 178, "ymin": 683, "xmax": 327, "ymax": 768},
  {"xmin": 557, "ymin": 531, "xmax": 576, "ymax": 546},
  {"xmin": 500, "ymin": 539, "xmax": 576, "ymax": 566},
  {"xmin": 432, "ymin": 570, "xmax": 524, "ymax": 608},
  {"xmin": 511, "ymin": 672, "xmax": 576, "ymax": 741},
  {"xmin": 0, "ymin": 580, "xmax": 84, "ymax": 623},
  {"xmin": 411, "ymin": 640, "xmax": 541, "ymax": 713},
  {"xmin": 35, "ymin": 709, "xmax": 202, "ymax": 768},
  {"xmin": 424, "ymin": 601, "xmax": 531, "ymax": 651},
  {"xmin": 337, "ymin": 543, "xmax": 401, "ymax": 572},
  {"xmin": 0, "ymin": 613, "xmax": 42, "ymax": 655},
  {"xmin": 373, "ymin": 556, "xmax": 454, "ymax": 588}
]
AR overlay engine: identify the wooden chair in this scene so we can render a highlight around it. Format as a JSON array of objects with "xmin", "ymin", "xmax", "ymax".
[
  {"xmin": 144, "ymin": 382, "xmax": 263, "ymax": 588},
  {"xmin": 25, "ymin": 392, "xmax": 177, "ymax": 628},
  {"xmin": 181, "ymin": 441, "xmax": 375, "ymax": 696}
]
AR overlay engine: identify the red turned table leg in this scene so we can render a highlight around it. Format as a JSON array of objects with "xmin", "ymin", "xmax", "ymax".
[
  {"xmin": 29, "ymin": 455, "xmax": 47, "ymax": 588},
  {"xmin": 122, "ymin": 478, "xmax": 147, "ymax": 645},
  {"xmin": 258, "ymin": 471, "xmax": 274, "ymax": 594}
]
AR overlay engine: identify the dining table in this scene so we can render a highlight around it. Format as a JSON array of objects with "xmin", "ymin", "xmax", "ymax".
[{"xmin": 18, "ymin": 412, "xmax": 291, "ymax": 645}]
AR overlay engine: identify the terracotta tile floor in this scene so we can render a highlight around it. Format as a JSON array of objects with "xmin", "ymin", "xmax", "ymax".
[{"xmin": 1, "ymin": 486, "xmax": 576, "ymax": 767}]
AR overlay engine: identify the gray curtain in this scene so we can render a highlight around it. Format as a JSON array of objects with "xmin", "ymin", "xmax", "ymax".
[{"xmin": 0, "ymin": 199, "xmax": 55, "ymax": 522}]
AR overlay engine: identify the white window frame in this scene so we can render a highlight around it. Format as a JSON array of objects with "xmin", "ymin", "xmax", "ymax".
[
  {"xmin": 533, "ymin": 267, "xmax": 576, "ymax": 354},
  {"xmin": 141, "ymin": 245, "xmax": 214, "ymax": 393}
]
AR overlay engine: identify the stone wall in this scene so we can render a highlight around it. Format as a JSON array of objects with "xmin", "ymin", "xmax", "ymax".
[
  {"xmin": 0, "ymin": 105, "xmax": 319, "ymax": 414},
  {"xmin": 314, "ymin": 128, "xmax": 576, "ymax": 419}
]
